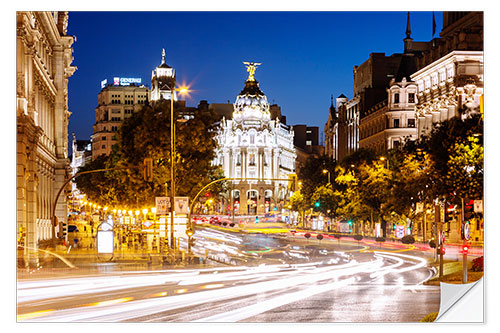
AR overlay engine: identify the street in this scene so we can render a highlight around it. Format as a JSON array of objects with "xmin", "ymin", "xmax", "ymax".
[{"xmin": 17, "ymin": 224, "xmax": 445, "ymax": 322}]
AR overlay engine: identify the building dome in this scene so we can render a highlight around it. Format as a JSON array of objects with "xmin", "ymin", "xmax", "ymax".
[{"xmin": 232, "ymin": 63, "xmax": 271, "ymax": 124}]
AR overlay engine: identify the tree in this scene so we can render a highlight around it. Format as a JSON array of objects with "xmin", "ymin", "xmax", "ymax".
[
  {"xmin": 334, "ymin": 165, "xmax": 371, "ymax": 232},
  {"xmin": 75, "ymin": 100, "xmax": 220, "ymax": 209},
  {"xmin": 446, "ymin": 136, "xmax": 483, "ymax": 200},
  {"xmin": 289, "ymin": 190, "xmax": 308, "ymax": 226},
  {"xmin": 311, "ymin": 184, "xmax": 338, "ymax": 220},
  {"xmin": 297, "ymin": 155, "xmax": 337, "ymax": 204}
]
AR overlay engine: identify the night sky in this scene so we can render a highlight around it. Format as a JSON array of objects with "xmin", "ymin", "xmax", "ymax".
[{"xmin": 67, "ymin": 11, "xmax": 443, "ymax": 144}]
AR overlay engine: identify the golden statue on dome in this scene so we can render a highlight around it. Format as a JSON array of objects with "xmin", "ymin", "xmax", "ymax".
[{"xmin": 243, "ymin": 61, "xmax": 261, "ymax": 81}]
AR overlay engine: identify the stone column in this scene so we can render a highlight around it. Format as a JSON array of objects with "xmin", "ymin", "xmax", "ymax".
[{"xmin": 18, "ymin": 116, "xmax": 42, "ymax": 268}]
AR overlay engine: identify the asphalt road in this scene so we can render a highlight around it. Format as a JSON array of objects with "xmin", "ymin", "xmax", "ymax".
[{"xmin": 17, "ymin": 225, "xmax": 441, "ymax": 323}]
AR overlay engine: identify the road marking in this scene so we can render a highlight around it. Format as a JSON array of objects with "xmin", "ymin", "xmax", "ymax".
[
  {"xmin": 202, "ymin": 284, "xmax": 224, "ymax": 289},
  {"xmin": 17, "ymin": 309, "xmax": 54, "ymax": 321},
  {"xmin": 87, "ymin": 297, "xmax": 133, "ymax": 307}
]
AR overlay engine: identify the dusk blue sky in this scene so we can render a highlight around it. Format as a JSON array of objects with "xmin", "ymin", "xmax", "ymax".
[{"xmin": 67, "ymin": 11, "xmax": 443, "ymax": 144}]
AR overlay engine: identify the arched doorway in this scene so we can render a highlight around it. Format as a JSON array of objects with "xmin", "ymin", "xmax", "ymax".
[
  {"xmin": 264, "ymin": 189, "xmax": 273, "ymax": 213},
  {"xmin": 246, "ymin": 190, "xmax": 258, "ymax": 215}
]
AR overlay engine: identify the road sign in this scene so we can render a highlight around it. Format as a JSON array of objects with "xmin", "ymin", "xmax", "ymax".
[
  {"xmin": 156, "ymin": 197, "xmax": 170, "ymax": 215},
  {"xmin": 464, "ymin": 221, "xmax": 471, "ymax": 241},
  {"xmin": 174, "ymin": 197, "xmax": 189, "ymax": 215},
  {"xmin": 474, "ymin": 200, "xmax": 483, "ymax": 213}
]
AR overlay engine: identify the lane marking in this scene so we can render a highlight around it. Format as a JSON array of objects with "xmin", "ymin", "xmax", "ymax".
[{"xmin": 17, "ymin": 309, "xmax": 54, "ymax": 321}]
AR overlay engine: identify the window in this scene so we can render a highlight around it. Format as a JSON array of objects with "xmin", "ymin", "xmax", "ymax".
[
  {"xmin": 408, "ymin": 119, "xmax": 415, "ymax": 128},
  {"xmin": 112, "ymin": 109, "xmax": 121, "ymax": 114},
  {"xmin": 393, "ymin": 119, "xmax": 400, "ymax": 128},
  {"xmin": 102, "ymin": 145, "xmax": 106, "ymax": 149},
  {"xmin": 250, "ymin": 134, "xmax": 255, "ymax": 144},
  {"xmin": 102, "ymin": 136, "xmax": 106, "ymax": 140},
  {"xmin": 408, "ymin": 93, "xmax": 415, "ymax": 103},
  {"xmin": 306, "ymin": 140, "xmax": 312, "ymax": 146},
  {"xmin": 393, "ymin": 140, "xmax": 400, "ymax": 149},
  {"xmin": 249, "ymin": 154, "xmax": 256, "ymax": 166},
  {"xmin": 394, "ymin": 93, "xmax": 400, "ymax": 104}
]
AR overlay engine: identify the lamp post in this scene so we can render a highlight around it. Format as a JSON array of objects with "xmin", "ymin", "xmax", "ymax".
[
  {"xmin": 169, "ymin": 85, "xmax": 189, "ymax": 250},
  {"xmin": 322, "ymin": 169, "xmax": 330, "ymax": 184},
  {"xmin": 380, "ymin": 156, "xmax": 389, "ymax": 169}
]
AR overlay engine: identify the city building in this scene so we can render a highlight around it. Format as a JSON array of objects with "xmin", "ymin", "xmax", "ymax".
[
  {"xmin": 326, "ymin": 53, "xmax": 403, "ymax": 161},
  {"xmin": 359, "ymin": 15, "xmax": 419, "ymax": 152},
  {"xmin": 16, "ymin": 11, "xmax": 76, "ymax": 267},
  {"xmin": 151, "ymin": 48, "xmax": 177, "ymax": 102},
  {"xmin": 69, "ymin": 133, "xmax": 92, "ymax": 189},
  {"xmin": 293, "ymin": 124, "xmax": 324, "ymax": 172},
  {"xmin": 92, "ymin": 83, "xmax": 150, "ymax": 159},
  {"xmin": 214, "ymin": 63, "xmax": 296, "ymax": 215}
]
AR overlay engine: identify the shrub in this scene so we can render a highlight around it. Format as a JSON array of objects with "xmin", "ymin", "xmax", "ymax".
[
  {"xmin": 304, "ymin": 233, "xmax": 311, "ymax": 239},
  {"xmin": 375, "ymin": 237, "xmax": 385, "ymax": 242},
  {"xmin": 420, "ymin": 312, "xmax": 438, "ymax": 322},
  {"xmin": 222, "ymin": 222, "xmax": 227, "ymax": 226},
  {"xmin": 229, "ymin": 223, "xmax": 235, "ymax": 227},
  {"xmin": 401, "ymin": 235, "xmax": 415, "ymax": 244},
  {"xmin": 316, "ymin": 234, "xmax": 324, "ymax": 240},
  {"xmin": 472, "ymin": 256, "xmax": 484, "ymax": 272},
  {"xmin": 429, "ymin": 240, "xmax": 436, "ymax": 248},
  {"xmin": 333, "ymin": 234, "xmax": 341, "ymax": 239},
  {"xmin": 353, "ymin": 234, "xmax": 363, "ymax": 241}
]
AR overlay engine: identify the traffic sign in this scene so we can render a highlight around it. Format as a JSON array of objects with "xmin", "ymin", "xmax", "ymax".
[
  {"xmin": 156, "ymin": 197, "xmax": 170, "ymax": 215},
  {"xmin": 463, "ymin": 221, "xmax": 471, "ymax": 241}
]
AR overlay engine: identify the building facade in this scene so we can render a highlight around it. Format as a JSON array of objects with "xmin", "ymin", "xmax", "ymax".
[
  {"xmin": 16, "ymin": 11, "xmax": 76, "ymax": 267},
  {"xmin": 92, "ymin": 84, "xmax": 150, "ymax": 159},
  {"xmin": 214, "ymin": 63, "xmax": 296, "ymax": 215},
  {"xmin": 359, "ymin": 17, "xmax": 419, "ymax": 152},
  {"xmin": 70, "ymin": 133, "xmax": 92, "ymax": 189},
  {"xmin": 412, "ymin": 50, "xmax": 483, "ymax": 136}
]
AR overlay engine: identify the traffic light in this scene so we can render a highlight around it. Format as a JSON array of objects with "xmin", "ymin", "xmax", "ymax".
[
  {"xmin": 189, "ymin": 237, "xmax": 196, "ymax": 248},
  {"xmin": 392, "ymin": 223, "xmax": 396, "ymax": 230},
  {"xmin": 461, "ymin": 244, "xmax": 469, "ymax": 254},
  {"xmin": 186, "ymin": 229, "xmax": 193, "ymax": 237},
  {"xmin": 464, "ymin": 199, "xmax": 474, "ymax": 220},
  {"xmin": 439, "ymin": 247, "xmax": 446, "ymax": 255},
  {"xmin": 314, "ymin": 201, "xmax": 320, "ymax": 208},
  {"xmin": 143, "ymin": 157, "xmax": 153, "ymax": 182},
  {"xmin": 348, "ymin": 220, "xmax": 352, "ymax": 226},
  {"xmin": 255, "ymin": 216, "xmax": 259, "ymax": 223}
]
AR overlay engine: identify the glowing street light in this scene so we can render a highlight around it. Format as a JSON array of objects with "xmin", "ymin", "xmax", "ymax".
[
  {"xmin": 322, "ymin": 169, "xmax": 330, "ymax": 184},
  {"xmin": 169, "ymin": 85, "xmax": 190, "ymax": 249}
]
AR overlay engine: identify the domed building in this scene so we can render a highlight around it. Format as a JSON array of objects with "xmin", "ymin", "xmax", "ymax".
[{"xmin": 214, "ymin": 62, "xmax": 296, "ymax": 215}]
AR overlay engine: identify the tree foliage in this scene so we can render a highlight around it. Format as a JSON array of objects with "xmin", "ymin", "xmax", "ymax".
[{"xmin": 74, "ymin": 100, "xmax": 220, "ymax": 209}]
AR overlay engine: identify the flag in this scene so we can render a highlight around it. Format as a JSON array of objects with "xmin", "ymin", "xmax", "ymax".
[{"xmin": 432, "ymin": 12, "xmax": 436, "ymax": 37}]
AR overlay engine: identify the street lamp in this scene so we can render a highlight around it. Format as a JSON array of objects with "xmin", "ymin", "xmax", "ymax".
[
  {"xmin": 380, "ymin": 156, "xmax": 389, "ymax": 169},
  {"xmin": 169, "ymin": 85, "xmax": 190, "ymax": 250},
  {"xmin": 322, "ymin": 169, "xmax": 331, "ymax": 184}
]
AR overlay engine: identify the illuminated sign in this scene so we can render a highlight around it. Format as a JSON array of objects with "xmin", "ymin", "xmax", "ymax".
[
  {"xmin": 97, "ymin": 230, "xmax": 114, "ymax": 253},
  {"xmin": 119, "ymin": 77, "xmax": 142, "ymax": 86},
  {"xmin": 111, "ymin": 77, "xmax": 142, "ymax": 86}
]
